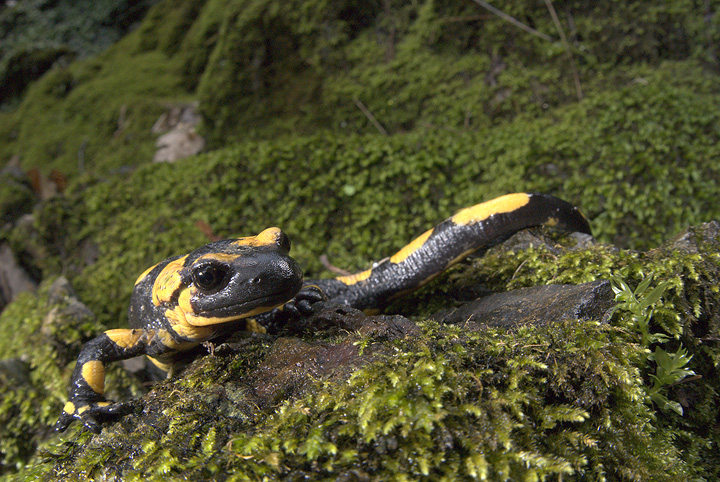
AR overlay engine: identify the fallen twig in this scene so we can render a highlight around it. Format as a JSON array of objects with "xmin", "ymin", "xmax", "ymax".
[
  {"xmin": 353, "ymin": 97, "xmax": 389, "ymax": 136},
  {"xmin": 468, "ymin": 0, "xmax": 554, "ymax": 41}
]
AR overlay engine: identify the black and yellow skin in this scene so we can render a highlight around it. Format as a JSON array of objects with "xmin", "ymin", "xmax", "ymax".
[
  {"xmin": 57, "ymin": 193, "xmax": 590, "ymax": 433},
  {"xmin": 301, "ymin": 192, "xmax": 591, "ymax": 312},
  {"xmin": 56, "ymin": 227, "xmax": 305, "ymax": 433}
]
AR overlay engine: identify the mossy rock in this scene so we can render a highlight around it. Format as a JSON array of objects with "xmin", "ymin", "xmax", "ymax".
[{"xmin": 2, "ymin": 224, "xmax": 718, "ymax": 480}]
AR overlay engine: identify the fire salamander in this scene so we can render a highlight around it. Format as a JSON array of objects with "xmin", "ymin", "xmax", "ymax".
[{"xmin": 56, "ymin": 193, "xmax": 591, "ymax": 433}]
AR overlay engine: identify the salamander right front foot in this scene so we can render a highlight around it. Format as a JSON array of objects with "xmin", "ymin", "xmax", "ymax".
[{"xmin": 55, "ymin": 399, "xmax": 132, "ymax": 434}]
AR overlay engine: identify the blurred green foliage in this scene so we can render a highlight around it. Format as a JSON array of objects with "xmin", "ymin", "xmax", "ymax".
[{"xmin": 0, "ymin": 0, "xmax": 157, "ymax": 103}]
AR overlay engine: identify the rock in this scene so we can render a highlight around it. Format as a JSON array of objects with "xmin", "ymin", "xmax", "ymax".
[
  {"xmin": 434, "ymin": 280, "xmax": 616, "ymax": 329},
  {"xmin": 665, "ymin": 221, "xmax": 720, "ymax": 254},
  {"xmin": 272, "ymin": 302, "xmax": 420, "ymax": 339},
  {"xmin": 215, "ymin": 304, "xmax": 419, "ymax": 406},
  {"xmin": 0, "ymin": 357, "xmax": 31, "ymax": 386},
  {"xmin": 0, "ymin": 243, "xmax": 37, "ymax": 312},
  {"xmin": 42, "ymin": 277, "xmax": 95, "ymax": 331},
  {"xmin": 152, "ymin": 103, "xmax": 206, "ymax": 162},
  {"xmin": 249, "ymin": 337, "xmax": 371, "ymax": 403},
  {"xmin": 41, "ymin": 277, "xmax": 96, "ymax": 364}
]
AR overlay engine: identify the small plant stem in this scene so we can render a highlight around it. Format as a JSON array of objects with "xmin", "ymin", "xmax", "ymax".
[
  {"xmin": 353, "ymin": 98, "xmax": 389, "ymax": 136},
  {"xmin": 468, "ymin": 0, "xmax": 554, "ymax": 41},
  {"xmin": 544, "ymin": 0, "xmax": 583, "ymax": 100}
]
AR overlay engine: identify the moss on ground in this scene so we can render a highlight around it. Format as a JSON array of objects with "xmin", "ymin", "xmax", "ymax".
[
  {"xmin": 0, "ymin": 279, "xmax": 142, "ymax": 474},
  {"xmin": 14, "ymin": 64, "xmax": 717, "ymax": 332},
  {"xmin": 6, "ymin": 226, "xmax": 718, "ymax": 481}
]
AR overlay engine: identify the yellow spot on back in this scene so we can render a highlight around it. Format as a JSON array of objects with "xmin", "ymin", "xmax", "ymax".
[
  {"xmin": 337, "ymin": 268, "xmax": 373, "ymax": 286},
  {"xmin": 389, "ymin": 228, "xmax": 433, "ymax": 264},
  {"xmin": 81, "ymin": 360, "xmax": 105, "ymax": 395},
  {"xmin": 451, "ymin": 193, "xmax": 530, "ymax": 226}
]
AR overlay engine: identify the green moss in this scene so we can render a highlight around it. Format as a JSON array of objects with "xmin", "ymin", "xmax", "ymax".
[
  {"xmin": 19, "ymin": 66, "xmax": 720, "ymax": 325},
  {"xmin": 3, "ymin": 0, "xmax": 720, "ymax": 180},
  {"xmin": 0, "ymin": 0, "xmax": 157, "ymax": 104},
  {"xmin": 4, "ymin": 223, "xmax": 715, "ymax": 480},
  {"xmin": 225, "ymin": 320, "xmax": 687, "ymax": 481},
  {"xmin": 0, "ymin": 27, "xmax": 187, "ymax": 176},
  {"xmin": 2, "ymin": 0, "xmax": 720, "ymax": 479}
]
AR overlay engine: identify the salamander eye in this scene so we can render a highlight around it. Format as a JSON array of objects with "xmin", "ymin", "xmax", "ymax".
[{"xmin": 192, "ymin": 264, "xmax": 229, "ymax": 293}]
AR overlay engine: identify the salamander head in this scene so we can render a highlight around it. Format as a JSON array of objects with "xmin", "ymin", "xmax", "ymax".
[{"xmin": 133, "ymin": 227, "xmax": 303, "ymax": 327}]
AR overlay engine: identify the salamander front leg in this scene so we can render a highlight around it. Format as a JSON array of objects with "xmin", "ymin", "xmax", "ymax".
[{"xmin": 55, "ymin": 328, "xmax": 156, "ymax": 433}]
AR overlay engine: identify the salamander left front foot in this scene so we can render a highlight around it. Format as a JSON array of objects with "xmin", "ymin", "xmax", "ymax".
[
  {"xmin": 253, "ymin": 285, "xmax": 326, "ymax": 333},
  {"xmin": 280, "ymin": 285, "xmax": 326, "ymax": 317}
]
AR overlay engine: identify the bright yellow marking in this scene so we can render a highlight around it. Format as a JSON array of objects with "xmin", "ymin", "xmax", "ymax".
[
  {"xmin": 545, "ymin": 216, "xmax": 559, "ymax": 227},
  {"xmin": 232, "ymin": 227, "xmax": 283, "ymax": 248},
  {"xmin": 148, "ymin": 356, "xmax": 173, "ymax": 372},
  {"xmin": 184, "ymin": 304, "xmax": 277, "ymax": 326},
  {"xmin": 389, "ymin": 228, "xmax": 433, "ymax": 264},
  {"xmin": 153, "ymin": 255, "xmax": 189, "ymax": 305},
  {"xmin": 168, "ymin": 322, "xmax": 215, "ymax": 341},
  {"xmin": 78, "ymin": 405, "xmax": 89, "ymax": 414},
  {"xmin": 63, "ymin": 402, "xmax": 76, "ymax": 415},
  {"xmin": 97, "ymin": 402, "xmax": 111, "ymax": 407},
  {"xmin": 451, "ymin": 193, "xmax": 530, "ymax": 226},
  {"xmin": 196, "ymin": 253, "xmax": 240, "ymax": 264},
  {"xmin": 337, "ymin": 268, "xmax": 373, "ymax": 286},
  {"xmin": 105, "ymin": 328, "xmax": 146, "ymax": 349},
  {"xmin": 81, "ymin": 361, "xmax": 105, "ymax": 395},
  {"xmin": 245, "ymin": 318, "xmax": 267, "ymax": 334},
  {"xmin": 134, "ymin": 263, "xmax": 158, "ymax": 286},
  {"xmin": 156, "ymin": 328, "xmax": 201, "ymax": 350},
  {"xmin": 165, "ymin": 302, "xmax": 270, "ymax": 328},
  {"xmin": 177, "ymin": 286, "xmax": 194, "ymax": 315}
]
